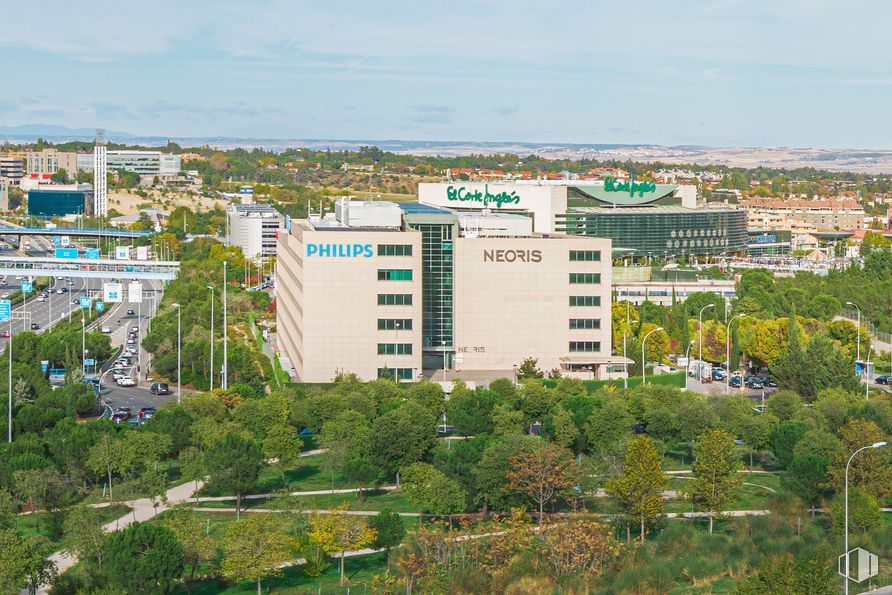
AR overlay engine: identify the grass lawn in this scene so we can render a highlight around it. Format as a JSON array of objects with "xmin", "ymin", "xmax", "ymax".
[
  {"xmin": 80, "ymin": 460, "xmax": 184, "ymax": 504},
  {"xmin": 16, "ymin": 504, "xmax": 130, "ymax": 543},
  {"xmin": 195, "ymin": 489, "xmax": 422, "ymax": 514}
]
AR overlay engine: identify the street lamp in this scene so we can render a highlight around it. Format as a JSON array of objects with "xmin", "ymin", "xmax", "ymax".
[
  {"xmin": 698, "ymin": 304, "xmax": 714, "ymax": 382},
  {"xmin": 844, "ymin": 441, "xmax": 887, "ymax": 595},
  {"xmin": 172, "ymin": 303, "xmax": 181, "ymax": 405},
  {"xmin": 207, "ymin": 285, "xmax": 214, "ymax": 392},
  {"xmin": 641, "ymin": 326, "xmax": 664, "ymax": 385},
  {"xmin": 222, "ymin": 261, "xmax": 228, "ymax": 391},
  {"xmin": 725, "ymin": 314, "xmax": 746, "ymax": 394},
  {"xmin": 845, "ymin": 301, "xmax": 861, "ymax": 363},
  {"xmin": 684, "ymin": 339, "xmax": 695, "ymax": 391}
]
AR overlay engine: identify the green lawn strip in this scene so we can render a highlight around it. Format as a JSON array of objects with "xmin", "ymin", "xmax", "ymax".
[
  {"xmin": 16, "ymin": 503, "xmax": 130, "ymax": 543},
  {"xmin": 194, "ymin": 489, "xmax": 421, "ymax": 513},
  {"xmin": 79, "ymin": 460, "xmax": 184, "ymax": 505}
]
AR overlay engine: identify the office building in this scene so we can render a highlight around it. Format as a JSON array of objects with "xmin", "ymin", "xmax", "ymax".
[
  {"xmin": 26, "ymin": 184, "xmax": 94, "ymax": 218},
  {"xmin": 227, "ymin": 203, "xmax": 284, "ymax": 260},
  {"xmin": 277, "ymin": 200, "xmax": 618, "ymax": 382},
  {"xmin": 24, "ymin": 149, "xmax": 79, "ymax": 178},
  {"xmin": 742, "ymin": 197, "xmax": 866, "ymax": 231},
  {"xmin": 417, "ymin": 179, "xmax": 747, "ymax": 258},
  {"xmin": 0, "ymin": 156, "xmax": 25, "ymax": 185},
  {"xmin": 76, "ymin": 150, "xmax": 181, "ymax": 177}
]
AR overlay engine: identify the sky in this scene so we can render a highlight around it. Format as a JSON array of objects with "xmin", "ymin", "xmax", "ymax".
[{"xmin": 2, "ymin": 0, "xmax": 892, "ymax": 148}]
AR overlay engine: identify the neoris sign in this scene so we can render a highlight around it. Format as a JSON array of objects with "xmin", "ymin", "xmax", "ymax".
[
  {"xmin": 447, "ymin": 184, "xmax": 521, "ymax": 208},
  {"xmin": 604, "ymin": 174, "xmax": 657, "ymax": 197},
  {"xmin": 306, "ymin": 243, "xmax": 373, "ymax": 257},
  {"xmin": 483, "ymin": 249, "xmax": 542, "ymax": 263}
]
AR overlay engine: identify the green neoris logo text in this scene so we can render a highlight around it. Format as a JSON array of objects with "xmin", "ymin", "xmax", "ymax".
[
  {"xmin": 446, "ymin": 184, "xmax": 520, "ymax": 208},
  {"xmin": 604, "ymin": 174, "xmax": 657, "ymax": 197}
]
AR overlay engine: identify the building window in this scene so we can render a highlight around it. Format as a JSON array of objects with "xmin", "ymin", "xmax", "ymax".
[
  {"xmin": 569, "ymin": 250, "xmax": 601, "ymax": 261},
  {"xmin": 569, "ymin": 296, "xmax": 601, "ymax": 307},
  {"xmin": 569, "ymin": 319, "xmax": 601, "ymax": 330},
  {"xmin": 378, "ymin": 319, "xmax": 413, "ymax": 330},
  {"xmin": 378, "ymin": 269, "xmax": 414, "ymax": 281},
  {"xmin": 377, "ymin": 294, "xmax": 413, "ymax": 306},
  {"xmin": 378, "ymin": 244, "xmax": 413, "ymax": 256},
  {"xmin": 569, "ymin": 273, "xmax": 601, "ymax": 284},
  {"xmin": 377, "ymin": 343, "xmax": 413, "ymax": 355},
  {"xmin": 569, "ymin": 341, "xmax": 601, "ymax": 352},
  {"xmin": 377, "ymin": 367, "xmax": 413, "ymax": 380}
]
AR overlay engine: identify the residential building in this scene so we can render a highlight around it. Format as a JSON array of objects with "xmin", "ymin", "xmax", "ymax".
[
  {"xmin": 24, "ymin": 149, "xmax": 79, "ymax": 178},
  {"xmin": 742, "ymin": 197, "xmax": 866, "ymax": 230}
]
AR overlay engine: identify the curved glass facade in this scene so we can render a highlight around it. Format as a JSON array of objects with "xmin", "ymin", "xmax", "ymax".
[{"xmin": 555, "ymin": 207, "xmax": 748, "ymax": 257}]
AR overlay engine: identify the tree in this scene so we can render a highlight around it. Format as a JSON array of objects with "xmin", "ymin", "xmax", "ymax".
[
  {"xmin": 86, "ymin": 431, "xmax": 119, "ymax": 501},
  {"xmin": 50, "ymin": 168, "xmax": 69, "ymax": 184},
  {"xmin": 606, "ymin": 435, "xmax": 668, "ymax": 541},
  {"xmin": 764, "ymin": 391, "xmax": 802, "ymax": 421},
  {"xmin": 474, "ymin": 436, "xmax": 531, "ymax": 513},
  {"xmin": 104, "ymin": 522, "xmax": 184, "ymax": 594},
  {"xmin": 826, "ymin": 417, "xmax": 892, "ymax": 499},
  {"xmin": 370, "ymin": 402, "xmax": 437, "ymax": 480},
  {"xmin": 263, "ymin": 424, "xmax": 300, "ymax": 480},
  {"xmin": 688, "ymin": 429, "xmax": 743, "ymax": 533},
  {"xmin": 158, "ymin": 506, "xmax": 213, "ymax": 595},
  {"xmin": 0, "ymin": 529, "xmax": 54, "ymax": 595},
  {"xmin": 400, "ymin": 462, "xmax": 466, "ymax": 524},
  {"xmin": 0, "ymin": 489, "xmax": 16, "ymax": 531},
  {"xmin": 505, "ymin": 441, "xmax": 578, "ymax": 527},
  {"xmin": 320, "ymin": 409, "xmax": 372, "ymax": 468},
  {"xmin": 734, "ymin": 552, "xmax": 835, "ymax": 595},
  {"xmin": 773, "ymin": 333, "xmax": 859, "ymax": 400},
  {"xmin": 584, "ymin": 397, "xmax": 633, "ymax": 456},
  {"xmin": 783, "ymin": 455, "xmax": 829, "ymax": 516},
  {"xmin": 550, "ymin": 405, "xmax": 579, "ymax": 449},
  {"xmin": 62, "ymin": 505, "xmax": 108, "ymax": 571},
  {"xmin": 830, "ymin": 488, "xmax": 883, "ymax": 535},
  {"xmin": 178, "ymin": 446, "xmax": 205, "ymax": 495},
  {"xmin": 204, "ymin": 432, "xmax": 263, "ymax": 514},
  {"xmin": 540, "ymin": 520, "xmax": 618, "ymax": 578},
  {"xmin": 517, "ymin": 356, "xmax": 543, "ymax": 379},
  {"xmin": 342, "ymin": 456, "xmax": 380, "ymax": 499},
  {"xmin": 768, "ymin": 420, "xmax": 807, "ymax": 469},
  {"xmin": 369, "ymin": 509, "xmax": 406, "ymax": 561},
  {"xmin": 307, "ymin": 503, "xmax": 377, "ymax": 585},
  {"xmin": 222, "ymin": 512, "xmax": 298, "ymax": 595}
]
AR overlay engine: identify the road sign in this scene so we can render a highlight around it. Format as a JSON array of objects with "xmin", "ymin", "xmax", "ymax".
[
  {"xmin": 79, "ymin": 296, "xmax": 92, "ymax": 309},
  {"xmin": 85, "ymin": 248, "xmax": 100, "ymax": 260},
  {"xmin": 0, "ymin": 300, "xmax": 10, "ymax": 322},
  {"xmin": 61, "ymin": 236, "xmax": 70, "ymax": 247},
  {"xmin": 52, "ymin": 236, "xmax": 61, "ymax": 246},
  {"xmin": 115, "ymin": 246, "xmax": 130, "ymax": 260},
  {"xmin": 40, "ymin": 361, "xmax": 48, "ymax": 373},
  {"xmin": 55, "ymin": 248, "xmax": 78, "ymax": 259},
  {"xmin": 839, "ymin": 548, "xmax": 879, "ymax": 583},
  {"xmin": 136, "ymin": 246, "xmax": 149, "ymax": 260},
  {"xmin": 95, "ymin": 301, "xmax": 105, "ymax": 312},
  {"xmin": 84, "ymin": 358, "xmax": 95, "ymax": 367},
  {"xmin": 103, "ymin": 282, "xmax": 123, "ymax": 303},
  {"xmin": 128, "ymin": 281, "xmax": 142, "ymax": 303},
  {"xmin": 20, "ymin": 282, "xmax": 32, "ymax": 293}
]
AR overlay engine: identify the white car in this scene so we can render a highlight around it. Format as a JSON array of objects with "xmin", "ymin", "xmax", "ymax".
[
  {"xmin": 131, "ymin": 326, "xmax": 139, "ymax": 333},
  {"xmin": 101, "ymin": 325, "xmax": 111, "ymax": 333},
  {"xmin": 117, "ymin": 377, "xmax": 136, "ymax": 387},
  {"xmin": 126, "ymin": 338, "xmax": 135, "ymax": 345},
  {"xmin": 125, "ymin": 347, "xmax": 137, "ymax": 355},
  {"xmin": 36, "ymin": 296, "xmax": 45, "ymax": 302}
]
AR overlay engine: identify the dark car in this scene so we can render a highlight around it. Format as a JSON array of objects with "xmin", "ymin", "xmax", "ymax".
[
  {"xmin": 139, "ymin": 406, "xmax": 157, "ymax": 419},
  {"xmin": 150, "ymin": 382, "xmax": 170, "ymax": 395},
  {"xmin": 711, "ymin": 368, "xmax": 726, "ymax": 381},
  {"xmin": 875, "ymin": 375, "xmax": 891, "ymax": 385},
  {"xmin": 30, "ymin": 322, "xmax": 40, "ymax": 330},
  {"xmin": 764, "ymin": 377, "xmax": 778, "ymax": 387},
  {"xmin": 127, "ymin": 309, "xmax": 135, "ymax": 316},
  {"xmin": 729, "ymin": 376, "xmax": 743, "ymax": 388},
  {"xmin": 747, "ymin": 377, "xmax": 764, "ymax": 389}
]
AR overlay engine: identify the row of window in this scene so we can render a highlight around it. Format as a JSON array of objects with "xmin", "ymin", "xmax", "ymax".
[
  {"xmin": 378, "ymin": 294, "xmax": 413, "ymax": 305},
  {"xmin": 377, "ymin": 368, "xmax": 414, "ymax": 380},
  {"xmin": 378, "ymin": 269, "xmax": 413, "ymax": 281},
  {"xmin": 377, "ymin": 343, "xmax": 413, "ymax": 355},
  {"xmin": 569, "ymin": 273, "xmax": 601, "ymax": 284},
  {"xmin": 569, "ymin": 319, "xmax": 600, "ymax": 329},
  {"xmin": 569, "ymin": 296, "xmax": 601, "ymax": 306},
  {"xmin": 569, "ymin": 341, "xmax": 601, "ymax": 352},
  {"xmin": 378, "ymin": 318, "xmax": 413, "ymax": 330},
  {"xmin": 569, "ymin": 250, "xmax": 601, "ymax": 262},
  {"xmin": 378, "ymin": 244, "xmax": 413, "ymax": 256}
]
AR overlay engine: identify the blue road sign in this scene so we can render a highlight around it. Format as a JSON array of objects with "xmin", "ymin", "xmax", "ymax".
[
  {"xmin": 84, "ymin": 358, "xmax": 95, "ymax": 367},
  {"xmin": 85, "ymin": 248, "xmax": 100, "ymax": 260},
  {"xmin": 95, "ymin": 301, "xmax": 105, "ymax": 312},
  {"xmin": 41, "ymin": 361, "xmax": 48, "ymax": 373},
  {"xmin": 55, "ymin": 248, "xmax": 78, "ymax": 259},
  {"xmin": 79, "ymin": 296, "xmax": 92, "ymax": 309},
  {"xmin": 52, "ymin": 236, "xmax": 61, "ymax": 246},
  {"xmin": 0, "ymin": 300, "xmax": 10, "ymax": 322},
  {"xmin": 20, "ymin": 282, "xmax": 32, "ymax": 293}
]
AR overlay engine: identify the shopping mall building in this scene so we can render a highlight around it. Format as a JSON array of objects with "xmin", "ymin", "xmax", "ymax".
[
  {"xmin": 276, "ymin": 199, "xmax": 622, "ymax": 382},
  {"xmin": 417, "ymin": 179, "xmax": 748, "ymax": 259}
]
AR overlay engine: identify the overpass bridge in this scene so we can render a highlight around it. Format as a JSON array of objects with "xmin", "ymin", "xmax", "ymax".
[
  {"xmin": 0, "ymin": 226, "xmax": 152, "ymax": 239},
  {"xmin": 0, "ymin": 255, "xmax": 179, "ymax": 280}
]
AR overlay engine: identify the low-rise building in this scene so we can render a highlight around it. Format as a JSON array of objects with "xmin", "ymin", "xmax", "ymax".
[
  {"xmin": 24, "ymin": 149, "xmax": 79, "ymax": 178},
  {"xmin": 26, "ymin": 184, "xmax": 93, "ymax": 218},
  {"xmin": 76, "ymin": 150, "xmax": 181, "ymax": 177},
  {"xmin": 0, "ymin": 156, "xmax": 25, "ymax": 186},
  {"xmin": 742, "ymin": 197, "xmax": 866, "ymax": 230},
  {"xmin": 227, "ymin": 203, "xmax": 284, "ymax": 261}
]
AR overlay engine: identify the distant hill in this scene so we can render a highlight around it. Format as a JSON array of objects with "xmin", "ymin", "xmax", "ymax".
[{"xmin": 0, "ymin": 124, "xmax": 133, "ymax": 139}]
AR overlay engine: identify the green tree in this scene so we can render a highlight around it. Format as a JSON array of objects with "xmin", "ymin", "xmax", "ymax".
[
  {"xmin": 783, "ymin": 455, "xmax": 829, "ymax": 516},
  {"xmin": 584, "ymin": 397, "xmax": 633, "ymax": 456},
  {"xmin": 319, "ymin": 409, "xmax": 372, "ymax": 469},
  {"xmin": 343, "ymin": 456, "xmax": 380, "ymax": 499},
  {"xmin": 517, "ymin": 356, "xmax": 544, "ymax": 379},
  {"xmin": 62, "ymin": 505, "xmax": 108, "ymax": 571},
  {"xmin": 826, "ymin": 418, "xmax": 892, "ymax": 499},
  {"xmin": 369, "ymin": 508, "xmax": 406, "ymax": 561},
  {"xmin": 0, "ymin": 529, "xmax": 54, "ymax": 595},
  {"xmin": 733, "ymin": 551, "xmax": 835, "ymax": 595},
  {"xmin": 688, "ymin": 429, "xmax": 743, "ymax": 533},
  {"xmin": 204, "ymin": 432, "xmax": 263, "ymax": 514},
  {"xmin": 104, "ymin": 522, "xmax": 184, "ymax": 594},
  {"xmin": 768, "ymin": 420, "xmax": 807, "ymax": 469},
  {"xmin": 474, "ymin": 435, "xmax": 531, "ymax": 513},
  {"xmin": 222, "ymin": 512, "xmax": 298, "ymax": 595},
  {"xmin": 307, "ymin": 503, "xmax": 376, "ymax": 585},
  {"xmin": 263, "ymin": 424, "xmax": 300, "ymax": 480},
  {"xmin": 161, "ymin": 506, "xmax": 216, "ymax": 594},
  {"xmin": 606, "ymin": 435, "xmax": 668, "ymax": 542},
  {"xmin": 400, "ymin": 462, "xmax": 467, "ymax": 523},
  {"xmin": 830, "ymin": 488, "xmax": 883, "ymax": 535},
  {"xmin": 178, "ymin": 446, "xmax": 205, "ymax": 495},
  {"xmin": 370, "ymin": 402, "xmax": 437, "ymax": 480},
  {"xmin": 550, "ymin": 405, "xmax": 579, "ymax": 449}
]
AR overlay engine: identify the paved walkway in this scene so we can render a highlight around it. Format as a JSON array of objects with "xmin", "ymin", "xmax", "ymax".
[
  {"xmin": 35, "ymin": 480, "xmax": 204, "ymax": 595},
  {"xmin": 186, "ymin": 485, "xmax": 398, "ymax": 503}
]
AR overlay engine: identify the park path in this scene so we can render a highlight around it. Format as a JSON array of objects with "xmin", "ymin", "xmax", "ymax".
[
  {"xmin": 186, "ymin": 485, "xmax": 398, "ymax": 503},
  {"xmin": 34, "ymin": 480, "xmax": 204, "ymax": 595}
]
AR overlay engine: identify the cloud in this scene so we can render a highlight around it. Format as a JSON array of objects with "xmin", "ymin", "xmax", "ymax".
[
  {"xmin": 490, "ymin": 105, "xmax": 519, "ymax": 116},
  {"xmin": 0, "ymin": 100, "xmax": 18, "ymax": 113},
  {"xmin": 408, "ymin": 104, "xmax": 454, "ymax": 125}
]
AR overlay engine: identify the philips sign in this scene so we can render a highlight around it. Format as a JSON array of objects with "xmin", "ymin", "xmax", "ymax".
[{"xmin": 306, "ymin": 244, "xmax": 373, "ymax": 257}]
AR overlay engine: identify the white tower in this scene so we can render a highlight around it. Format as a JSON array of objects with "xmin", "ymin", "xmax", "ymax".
[{"xmin": 93, "ymin": 129, "xmax": 108, "ymax": 217}]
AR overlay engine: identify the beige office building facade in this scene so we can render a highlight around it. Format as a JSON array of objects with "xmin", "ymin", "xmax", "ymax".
[{"xmin": 276, "ymin": 200, "xmax": 618, "ymax": 383}]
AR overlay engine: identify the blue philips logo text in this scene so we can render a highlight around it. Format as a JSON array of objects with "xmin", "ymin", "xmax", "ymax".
[{"xmin": 306, "ymin": 243, "xmax": 373, "ymax": 257}]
